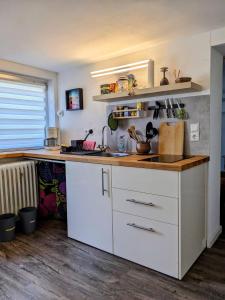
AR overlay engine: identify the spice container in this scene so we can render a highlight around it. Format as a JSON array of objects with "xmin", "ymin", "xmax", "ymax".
[
  {"xmin": 136, "ymin": 102, "xmax": 144, "ymax": 110},
  {"xmin": 124, "ymin": 106, "xmax": 129, "ymax": 117},
  {"xmin": 116, "ymin": 105, "xmax": 124, "ymax": 117}
]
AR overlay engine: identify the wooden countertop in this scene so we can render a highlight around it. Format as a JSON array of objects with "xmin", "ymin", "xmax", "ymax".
[{"xmin": 0, "ymin": 149, "xmax": 209, "ymax": 171}]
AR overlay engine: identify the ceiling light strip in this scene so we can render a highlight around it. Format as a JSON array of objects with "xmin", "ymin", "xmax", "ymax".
[
  {"xmin": 91, "ymin": 60, "xmax": 150, "ymax": 76},
  {"xmin": 91, "ymin": 64, "xmax": 148, "ymax": 78}
]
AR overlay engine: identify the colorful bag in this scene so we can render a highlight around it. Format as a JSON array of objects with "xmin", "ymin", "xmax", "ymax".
[{"xmin": 37, "ymin": 162, "xmax": 67, "ymax": 220}]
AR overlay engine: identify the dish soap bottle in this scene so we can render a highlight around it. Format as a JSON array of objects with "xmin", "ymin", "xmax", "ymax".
[{"xmin": 117, "ymin": 135, "xmax": 126, "ymax": 153}]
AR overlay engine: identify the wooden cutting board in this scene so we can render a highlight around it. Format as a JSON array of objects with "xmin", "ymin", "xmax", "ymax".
[{"xmin": 158, "ymin": 121, "xmax": 184, "ymax": 155}]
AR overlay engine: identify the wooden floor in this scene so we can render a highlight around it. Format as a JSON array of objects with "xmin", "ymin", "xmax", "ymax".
[{"xmin": 0, "ymin": 220, "xmax": 225, "ymax": 300}]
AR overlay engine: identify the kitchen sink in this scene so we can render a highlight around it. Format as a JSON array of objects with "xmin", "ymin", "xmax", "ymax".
[
  {"xmin": 60, "ymin": 149, "xmax": 129, "ymax": 157},
  {"xmin": 89, "ymin": 152, "xmax": 129, "ymax": 157}
]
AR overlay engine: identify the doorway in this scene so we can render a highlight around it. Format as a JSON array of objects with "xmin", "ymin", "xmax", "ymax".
[{"xmin": 221, "ymin": 58, "xmax": 225, "ymax": 233}]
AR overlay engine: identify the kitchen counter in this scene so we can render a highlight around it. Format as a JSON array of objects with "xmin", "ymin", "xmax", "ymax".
[{"xmin": 0, "ymin": 149, "xmax": 209, "ymax": 171}]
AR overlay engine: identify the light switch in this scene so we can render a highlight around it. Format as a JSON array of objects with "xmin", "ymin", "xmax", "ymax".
[{"xmin": 190, "ymin": 123, "xmax": 199, "ymax": 142}]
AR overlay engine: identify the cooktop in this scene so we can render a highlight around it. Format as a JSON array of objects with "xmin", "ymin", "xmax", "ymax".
[{"xmin": 140, "ymin": 155, "xmax": 193, "ymax": 163}]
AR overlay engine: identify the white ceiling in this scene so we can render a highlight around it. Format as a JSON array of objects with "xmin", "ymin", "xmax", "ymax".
[{"xmin": 1, "ymin": 0, "xmax": 225, "ymax": 72}]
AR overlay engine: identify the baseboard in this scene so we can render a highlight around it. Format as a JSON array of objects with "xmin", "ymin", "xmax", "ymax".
[{"xmin": 207, "ymin": 226, "xmax": 222, "ymax": 248}]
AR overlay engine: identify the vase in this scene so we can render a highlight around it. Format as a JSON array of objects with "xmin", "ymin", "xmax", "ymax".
[{"xmin": 160, "ymin": 67, "xmax": 169, "ymax": 86}]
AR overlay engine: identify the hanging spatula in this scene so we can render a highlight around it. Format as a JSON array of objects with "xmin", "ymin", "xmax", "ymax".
[{"xmin": 146, "ymin": 122, "xmax": 158, "ymax": 142}]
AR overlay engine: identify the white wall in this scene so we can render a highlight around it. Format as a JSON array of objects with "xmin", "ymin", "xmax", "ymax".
[
  {"xmin": 58, "ymin": 32, "xmax": 210, "ymax": 145},
  {"xmin": 0, "ymin": 59, "xmax": 58, "ymax": 126},
  {"xmin": 211, "ymin": 26, "xmax": 225, "ymax": 47},
  {"xmin": 208, "ymin": 47, "xmax": 223, "ymax": 247},
  {"xmin": 58, "ymin": 65, "xmax": 108, "ymax": 145}
]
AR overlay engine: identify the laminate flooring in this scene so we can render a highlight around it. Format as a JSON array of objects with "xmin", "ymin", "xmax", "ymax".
[{"xmin": 0, "ymin": 220, "xmax": 225, "ymax": 300}]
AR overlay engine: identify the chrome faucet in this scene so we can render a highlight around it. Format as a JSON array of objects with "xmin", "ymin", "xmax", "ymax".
[{"xmin": 98, "ymin": 125, "xmax": 111, "ymax": 151}]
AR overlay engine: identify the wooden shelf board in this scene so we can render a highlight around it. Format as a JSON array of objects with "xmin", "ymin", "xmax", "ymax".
[
  {"xmin": 113, "ymin": 111, "xmax": 147, "ymax": 119},
  {"xmin": 113, "ymin": 108, "xmax": 137, "ymax": 112},
  {"xmin": 93, "ymin": 82, "xmax": 202, "ymax": 102},
  {"xmin": 113, "ymin": 109, "xmax": 145, "ymax": 113},
  {"xmin": 113, "ymin": 116, "xmax": 145, "ymax": 120}
]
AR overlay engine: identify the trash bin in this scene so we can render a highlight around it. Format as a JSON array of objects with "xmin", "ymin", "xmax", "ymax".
[
  {"xmin": 19, "ymin": 207, "xmax": 37, "ymax": 234},
  {"xmin": 0, "ymin": 213, "xmax": 16, "ymax": 242}
]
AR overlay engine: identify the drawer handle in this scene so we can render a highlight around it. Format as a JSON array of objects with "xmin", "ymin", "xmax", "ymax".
[
  {"xmin": 126, "ymin": 199, "xmax": 155, "ymax": 206},
  {"xmin": 127, "ymin": 223, "xmax": 155, "ymax": 233}
]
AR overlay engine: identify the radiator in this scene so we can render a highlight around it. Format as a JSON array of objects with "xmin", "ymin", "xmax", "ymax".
[{"xmin": 0, "ymin": 161, "xmax": 37, "ymax": 215}]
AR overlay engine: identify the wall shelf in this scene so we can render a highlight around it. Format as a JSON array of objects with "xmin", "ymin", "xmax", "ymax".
[
  {"xmin": 93, "ymin": 82, "xmax": 202, "ymax": 102},
  {"xmin": 112, "ymin": 109, "xmax": 146, "ymax": 120}
]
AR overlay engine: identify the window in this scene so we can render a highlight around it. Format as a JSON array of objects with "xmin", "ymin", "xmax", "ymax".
[{"xmin": 0, "ymin": 76, "xmax": 47, "ymax": 151}]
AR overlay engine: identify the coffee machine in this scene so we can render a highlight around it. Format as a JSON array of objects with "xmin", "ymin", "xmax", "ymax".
[{"xmin": 44, "ymin": 127, "xmax": 60, "ymax": 150}]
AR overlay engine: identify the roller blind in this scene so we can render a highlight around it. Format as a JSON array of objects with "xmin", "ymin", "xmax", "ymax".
[{"xmin": 0, "ymin": 78, "xmax": 47, "ymax": 151}]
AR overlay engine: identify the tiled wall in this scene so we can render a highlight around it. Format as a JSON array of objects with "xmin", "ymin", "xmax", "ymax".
[{"xmin": 106, "ymin": 95, "xmax": 210, "ymax": 155}]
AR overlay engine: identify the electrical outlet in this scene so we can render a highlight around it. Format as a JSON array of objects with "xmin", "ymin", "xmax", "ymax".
[{"xmin": 190, "ymin": 123, "xmax": 199, "ymax": 142}]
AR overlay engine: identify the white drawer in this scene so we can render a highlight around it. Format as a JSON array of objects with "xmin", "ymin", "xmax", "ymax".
[
  {"xmin": 113, "ymin": 211, "xmax": 178, "ymax": 278},
  {"xmin": 112, "ymin": 166, "xmax": 179, "ymax": 198},
  {"xmin": 112, "ymin": 188, "xmax": 178, "ymax": 225}
]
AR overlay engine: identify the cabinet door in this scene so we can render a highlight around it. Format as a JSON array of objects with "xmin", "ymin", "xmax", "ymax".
[{"xmin": 66, "ymin": 161, "xmax": 112, "ymax": 253}]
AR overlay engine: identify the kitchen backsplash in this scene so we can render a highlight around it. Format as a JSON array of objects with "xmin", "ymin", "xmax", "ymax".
[{"xmin": 106, "ymin": 95, "xmax": 210, "ymax": 155}]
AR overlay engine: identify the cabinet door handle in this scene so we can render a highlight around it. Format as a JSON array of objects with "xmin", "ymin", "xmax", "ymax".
[
  {"xmin": 127, "ymin": 223, "xmax": 155, "ymax": 233},
  {"xmin": 101, "ymin": 168, "xmax": 108, "ymax": 196},
  {"xmin": 126, "ymin": 199, "xmax": 155, "ymax": 206}
]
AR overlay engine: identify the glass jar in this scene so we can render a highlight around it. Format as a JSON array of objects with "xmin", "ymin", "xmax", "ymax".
[
  {"xmin": 117, "ymin": 76, "xmax": 129, "ymax": 92},
  {"xmin": 127, "ymin": 74, "xmax": 137, "ymax": 96}
]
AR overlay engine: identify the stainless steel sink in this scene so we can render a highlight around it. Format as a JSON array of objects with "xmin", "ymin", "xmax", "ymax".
[
  {"xmin": 89, "ymin": 152, "xmax": 129, "ymax": 157},
  {"xmin": 60, "ymin": 149, "xmax": 129, "ymax": 157}
]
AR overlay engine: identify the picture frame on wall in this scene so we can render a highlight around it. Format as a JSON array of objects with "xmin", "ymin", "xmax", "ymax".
[{"xmin": 66, "ymin": 88, "xmax": 83, "ymax": 110}]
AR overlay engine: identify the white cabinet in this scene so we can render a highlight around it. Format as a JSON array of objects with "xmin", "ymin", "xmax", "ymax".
[
  {"xmin": 113, "ymin": 211, "xmax": 178, "ymax": 278},
  {"xmin": 112, "ymin": 164, "xmax": 207, "ymax": 279},
  {"xmin": 66, "ymin": 161, "xmax": 207, "ymax": 279},
  {"xmin": 66, "ymin": 161, "xmax": 113, "ymax": 253}
]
